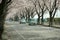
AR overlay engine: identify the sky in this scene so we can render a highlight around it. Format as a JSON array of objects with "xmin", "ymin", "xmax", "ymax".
[{"xmin": 34, "ymin": 10, "xmax": 60, "ymax": 19}]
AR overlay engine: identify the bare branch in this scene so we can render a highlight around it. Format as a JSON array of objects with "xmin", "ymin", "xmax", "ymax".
[
  {"xmin": 37, "ymin": 0, "xmax": 42, "ymax": 9},
  {"xmin": 43, "ymin": 0, "xmax": 49, "ymax": 11},
  {"xmin": 7, "ymin": 0, "xmax": 11, "ymax": 4},
  {"xmin": 53, "ymin": 7, "xmax": 58, "ymax": 18}
]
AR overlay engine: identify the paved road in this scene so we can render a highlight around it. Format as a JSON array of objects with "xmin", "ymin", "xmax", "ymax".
[{"xmin": 3, "ymin": 21, "xmax": 60, "ymax": 40}]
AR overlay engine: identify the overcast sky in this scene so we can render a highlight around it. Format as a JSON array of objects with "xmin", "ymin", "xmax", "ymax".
[
  {"xmin": 6, "ymin": 0, "xmax": 60, "ymax": 19},
  {"xmin": 34, "ymin": 10, "xmax": 60, "ymax": 19}
]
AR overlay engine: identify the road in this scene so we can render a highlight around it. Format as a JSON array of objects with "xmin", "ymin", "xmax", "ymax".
[{"xmin": 3, "ymin": 21, "xmax": 60, "ymax": 40}]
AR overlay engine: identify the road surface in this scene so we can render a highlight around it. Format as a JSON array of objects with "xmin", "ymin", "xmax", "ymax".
[{"xmin": 3, "ymin": 21, "xmax": 60, "ymax": 40}]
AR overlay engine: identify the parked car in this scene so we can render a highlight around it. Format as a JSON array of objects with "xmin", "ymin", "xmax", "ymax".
[
  {"xmin": 20, "ymin": 18, "xmax": 26, "ymax": 24},
  {"xmin": 28, "ymin": 18, "xmax": 37, "ymax": 25}
]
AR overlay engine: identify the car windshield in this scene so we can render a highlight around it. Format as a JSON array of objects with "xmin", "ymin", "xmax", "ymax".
[{"xmin": 21, "ymin": 18, "xmax": 25, "ymax": 21}]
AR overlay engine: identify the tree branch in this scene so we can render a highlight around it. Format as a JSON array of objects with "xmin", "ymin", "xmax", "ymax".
[
  {"xmin": 44, "ymin": 2, "xmax": 49, "ymax": 11},
  {"xmin": 7, "ymin": 0, "xmax": 12, "ymax": 4},
  {"xmin": 52, "ymin": 7, "xmax": 58, "ymax": 18}
]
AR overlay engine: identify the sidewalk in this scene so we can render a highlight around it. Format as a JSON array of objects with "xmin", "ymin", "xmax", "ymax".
[{"xmin": 43, "ymin": 23, "xmax": 60, "ymax": 29}]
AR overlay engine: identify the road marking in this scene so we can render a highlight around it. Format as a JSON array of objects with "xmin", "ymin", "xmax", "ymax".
[{"xmin": 12, "ymin": 27, "xmax": 25, "ymax": 40}]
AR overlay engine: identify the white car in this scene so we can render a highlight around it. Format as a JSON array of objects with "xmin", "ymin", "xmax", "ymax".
[{"xmin": 20, "ymin": 18, "xmax": 26, "ymax": 24}]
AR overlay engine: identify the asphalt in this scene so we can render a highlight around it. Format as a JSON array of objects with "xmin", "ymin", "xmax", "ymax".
[{"xmin": 2, "ymin": 21, "xmax": 60, "ymax": 40}]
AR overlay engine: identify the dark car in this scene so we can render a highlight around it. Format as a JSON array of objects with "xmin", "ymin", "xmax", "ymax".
[{"xmin": 29, "ymin": 18, "xmax": 37, "ymax": 25}]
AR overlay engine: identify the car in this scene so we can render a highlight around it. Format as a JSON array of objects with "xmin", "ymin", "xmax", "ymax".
[
  {"xmin": 20, "ymin": 18, "xmax": 26, "ymax": 24},
  {"xmin": 28, "ymin": 18, "xmax": 37, "ymax": 25}
]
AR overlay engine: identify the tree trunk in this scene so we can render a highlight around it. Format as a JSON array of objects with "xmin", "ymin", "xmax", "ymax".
[
  {"xmin": 31, "ymin": 13, "xmax": 34, "ymax": 18},
  {"xmin": 28, "ymin": 14, "xmax": 30, "ymax": 23},
  {"xmin": 0, "ymin": 16, "xmax": 5, "ymax": 40},
  {"xmin": 26, "ymin": 14, "xmax": 28, "ymax": 22},
  {"xmin": 0, "ymin": 0, "xmax": 11, "ymax": 39},
  {"xmin": 49, "ymin": 12, "xmax": 53, "ymax": 27},
  {"xmin": 41, "ymin": 10, "xmax": 44, "ymax": 25},
  {"xmin": 37, "ymin": 14, "xmax": 40, "ymax": 24}
]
